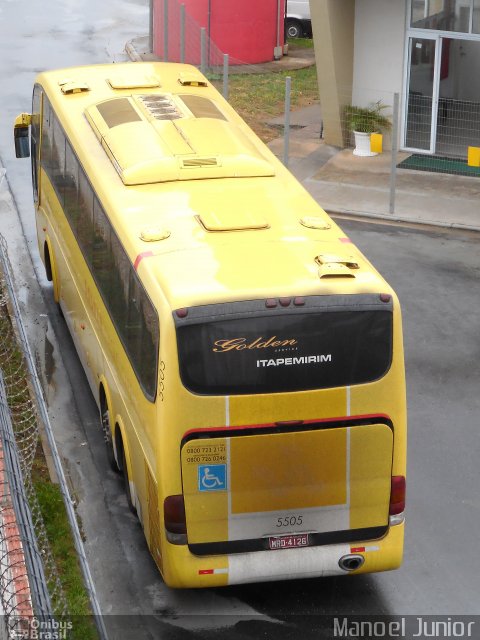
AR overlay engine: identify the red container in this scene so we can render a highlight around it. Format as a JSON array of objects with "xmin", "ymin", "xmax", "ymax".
[{"xmin": 153, "ymin": 0, "xmax": 286, "ymax": 66}]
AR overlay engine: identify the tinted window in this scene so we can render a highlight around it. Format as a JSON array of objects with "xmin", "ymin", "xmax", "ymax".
[
  {"xmin": 176, "ymin": 301, "xmax": 392, "ymax": 395},
  {"xmin": 41, "ymin": 100, "xmax": 53, "ymax": 174},
  {"xmin": 179, "ymin": 94, "xmax": 226, "ymax": 120},
  {"xmin": 64, "ymin": 141, "xmax": 79, "ymax": 224},
  {"xmin": 40, "ymin": 97, "xmax": 159, "ymax": 400},
  {"xmin": 76, "ymin": 169, "xmax": 94, "ymax": 262},
  {"xmin": 51, "ymin": 117, "xmax": 66, "ymax": 205},
  {"xmin": 92, "ymin": 197, "xmax": 113, "ymax": 293},
  {"xmin": 31, "ymin": 85, "xmax": 42, "ymax": 201},
  {"xmin": 97, "ymin": 98, "xmax": 141, "ymax": 127}
]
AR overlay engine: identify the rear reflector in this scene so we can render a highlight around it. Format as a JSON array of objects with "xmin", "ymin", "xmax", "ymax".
[
  {"xmin": 164, "ymin": 495, "xmax": 187, "ymax": 534},
  {"xmin": 389, "ymin": 476, "xmax": 406, "ymax": 515}
]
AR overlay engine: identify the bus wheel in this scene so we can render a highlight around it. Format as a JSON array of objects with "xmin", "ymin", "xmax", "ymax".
[
  {"xmin": 44, "ymin": 243, "xmax": 63, "ymax": 317},
  {"xmin": 100, "ymin": 394, "xmax": 119, "ymax": 473},
  {"xmin": 117, "ymin": 431, "xmax": 136, "ymax": 515}
]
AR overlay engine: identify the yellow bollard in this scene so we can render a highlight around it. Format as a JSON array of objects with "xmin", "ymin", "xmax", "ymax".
[
  {"xmin": 467, "ymin": 146, "xmax": 480, "ymax": 167},
  {"xmin": 370, "ymin": 133, "xmax": 383, "ymax": 154}
]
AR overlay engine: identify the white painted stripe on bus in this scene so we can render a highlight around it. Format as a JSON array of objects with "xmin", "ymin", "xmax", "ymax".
[
  {"xmin": 227, "ymin": 437, "xmax": 232, "ymax": 541},
  {"xmin": 228, "ymin": 504, "xmax": 349, "ymax": 541},
  {"xmin": 346, "ymin": 388, "xmax": 351, "ymax": 518},
  {"xmin": 350, "ymin": 544, "xmax": 380, "ymax": 553},
  {"xmin": 227, "ymin": 543, "xmax": 350, "ymax": 585},
  {"xmin": 346, "ymin": 427, "xmax": 351, "ymax": 511},
  {"xmin": 225, "ymin": 395, "xmax": 230, "ymax": 427}
]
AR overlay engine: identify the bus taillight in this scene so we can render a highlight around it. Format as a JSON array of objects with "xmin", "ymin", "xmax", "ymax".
[
  {"xmin": 389, "ymin": 476, "xmax": 406, "ymax": 515},
  {"xmin": 164, "ymin": 495, "xmax": 187, "ymax": 544}
]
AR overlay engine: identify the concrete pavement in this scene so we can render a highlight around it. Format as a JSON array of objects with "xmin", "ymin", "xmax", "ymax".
[
  {"xmin": 127, "ymin": 35, "xmax": 480, "ymax": 233},
  {"xmin": 268, "ymin": 106, "xmax": 480, "ymax": 232}
]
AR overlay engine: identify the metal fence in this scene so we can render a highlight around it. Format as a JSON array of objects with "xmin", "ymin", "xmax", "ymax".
[
  {"xmin": 0, "ymin": 260, "xmax": 66, "ymax": 637},
  {"xmin": 0, "ymin": 234, "xmax": 107, "ymax": 640},
  {"xmin": 151, "ymin": 0, "xmax": 291, "ymax": 98},
  {"xmin": 309, "ymin": 87, "xmax": 480, "ymax": 224}
]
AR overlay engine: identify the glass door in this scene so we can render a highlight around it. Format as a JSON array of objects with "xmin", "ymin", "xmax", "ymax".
[
  {"xmin": 436, "ymin": 38, "xmax": 480, "ymax": 157},
  {"xmin": 404, "ymin": 35, "xmax": 441, "ymax": 153}
]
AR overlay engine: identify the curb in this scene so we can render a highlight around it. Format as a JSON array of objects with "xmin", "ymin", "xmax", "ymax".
[
  {"xmin": 125, "ymin": 39, "xmax": 143, "ymax": 62},
  {"xmin": 327, "ymin": 208, "xmax": 480, "ymax": 234}
]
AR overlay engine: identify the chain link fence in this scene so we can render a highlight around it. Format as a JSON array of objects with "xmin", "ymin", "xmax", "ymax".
[
  {"xmin": 0, "ymin": 231, "xmax": 107, "ymax": 639},
  {"xmin": 0, "ymin": 247, "xmax": 68, "ymax": 638},
  {"xmin": 153, "ymin": 0, "xmax": 285, "ymax": 72}
]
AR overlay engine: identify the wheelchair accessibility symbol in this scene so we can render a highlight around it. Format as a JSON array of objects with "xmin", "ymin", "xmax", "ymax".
[{"xmin": 198, "ymin": 464, "xmax": 227, "ymax": 492}]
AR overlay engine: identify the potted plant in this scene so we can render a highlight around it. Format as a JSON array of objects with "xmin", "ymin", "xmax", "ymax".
[{"xmin": 343, "ymin": 101, "xmax": 391, "ymax": 157}]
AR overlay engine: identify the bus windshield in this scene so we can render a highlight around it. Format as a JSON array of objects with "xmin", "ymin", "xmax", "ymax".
[{"xmin": 175, "ymin": 295, "xmax": 393, "ymax": 395}]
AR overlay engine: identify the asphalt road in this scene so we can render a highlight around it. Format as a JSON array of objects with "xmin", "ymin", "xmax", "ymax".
[{"xmin": 0, "ymin": 1, "xmax": 480, "ymax": 638}]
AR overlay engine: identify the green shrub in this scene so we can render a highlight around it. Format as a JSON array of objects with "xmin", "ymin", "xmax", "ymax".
[{"xmin": 344, "ymin": 101, "xmax": 391, "ymax": 133}]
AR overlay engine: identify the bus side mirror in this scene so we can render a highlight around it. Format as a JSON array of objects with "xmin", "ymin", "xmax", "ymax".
[{"xmin": 14, "ymin": 113, "xmax": 32, "ymax": 158}]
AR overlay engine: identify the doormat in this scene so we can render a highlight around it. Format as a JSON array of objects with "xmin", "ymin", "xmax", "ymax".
[{"xmin": 397, "ymin": 154, "xmax": 480, "ymax": 178}]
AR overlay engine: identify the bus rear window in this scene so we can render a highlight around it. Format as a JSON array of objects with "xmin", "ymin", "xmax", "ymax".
[{"xmin": 174, "ymin": 296, "xmax": 393, "ymax": 395}]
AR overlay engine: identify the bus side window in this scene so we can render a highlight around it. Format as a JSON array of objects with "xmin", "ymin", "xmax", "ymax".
[
  {"xmin": 41, "ymin": 99, "xmax": 52, "ymax": 176},
  {"xmin": 110, "ymin": 231, "xmax": 130, "ymax": 333},
  {"xmin": 64, "ymin": 141, "xmax": 79, "ymax": 230},
  {"xmin": 139, "ymin": 286, "xmax": 159, "ymax": 398},
  {"xmin": 51, "ymin": 116, "xmax": 66, "ymax": 206},
  {"xmin": 31, "ymin": 85, "xmax": 42, "ymax": 203},
  {"xmin": 77, "ymin": 169, "xmax": 94, "ymax": 266},
  {"xmin": 92, "ymin": 197, "xmax": 113, "ymax": 295},
  {"xmin": 126, "ymin": 271, "xmax": 158, "ymax": 399}
]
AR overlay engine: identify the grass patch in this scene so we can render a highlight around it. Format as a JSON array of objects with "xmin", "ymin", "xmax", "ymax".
[
  {"xmin": 35, "ymin": 485, "xmax": 98, "ymax": 638},
  {"xmin": 287, "ymin": 37, "xmax": 314, "ymax": 49},
  {"xmin": 32, "ymin": 477, "xmax": 97, "ymax": 639},
  {"xmin": 225, "ymin": 65, "xmax": 319, "ymax": 141}
]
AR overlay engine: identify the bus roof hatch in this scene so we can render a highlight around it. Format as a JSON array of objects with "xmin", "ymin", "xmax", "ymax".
[{"xmin": 85, "ymin": 97, "xmax": 274, "ymax": 185}]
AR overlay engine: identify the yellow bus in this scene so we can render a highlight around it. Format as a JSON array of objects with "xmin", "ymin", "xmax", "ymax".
[{"xmin": 14, "ymin": 61, "xmax": 406, "ymax": 588}]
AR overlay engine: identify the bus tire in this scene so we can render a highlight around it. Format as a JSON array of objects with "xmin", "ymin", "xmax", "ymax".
[
  {"xmin": 100, "ymin": 390, "xmax": 119, "ymax": 473},
  {"xmin": 44, "ymin": 242, "xmax": 63, "ymax": 317},
  {"xmin": 116, "ymin": 430, "xmax": 136, "ymax": 515}
]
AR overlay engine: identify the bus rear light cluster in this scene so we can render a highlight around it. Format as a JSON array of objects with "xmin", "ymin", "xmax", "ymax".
[
  {"xmin": 389, "ymin": 475, "xmax": 406, "ymax": 516},
  {"xmin": 265, "ymin": 297, "xmax": 305, "ymax": 308},
  {"xmin": 164, "ymin": 495, "xmax": 187, "ymax": 544}
]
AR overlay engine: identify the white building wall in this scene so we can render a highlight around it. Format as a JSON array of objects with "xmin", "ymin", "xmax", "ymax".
[{"xmin": 352, "ymin": 0, "xmax": 407, "ymax": 107}]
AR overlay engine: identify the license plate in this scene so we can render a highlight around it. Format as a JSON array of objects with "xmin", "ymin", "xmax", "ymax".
[{"xmin": 268, "ymin": 534, "xmax": 310, "ymax": 550}]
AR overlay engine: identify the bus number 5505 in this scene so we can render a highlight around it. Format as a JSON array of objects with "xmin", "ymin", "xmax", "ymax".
[{"xmin": 276, "ymin": 516, "xmax": 303, "ymax": 528}]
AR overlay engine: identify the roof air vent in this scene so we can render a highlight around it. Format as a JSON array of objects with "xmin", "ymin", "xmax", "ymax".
[
  {"xmin": 58, "ymin": 79, "xmax": 90, "ymax": 94},
  {"xmin": 140, "ymin": 227, "xmax": 171, "ymax": 242},
  {"xmin": 178, "ymin": 72, "xmax": 208, "ymax": 87},
  {"xmin": 300, "ymin": 216, "xmax": 331, "ymax": 230},
  {"xmin": 137, "ymin": 95, "xmax": 182, "ymax": 121},
  {"xmin": 196, "ymin": 211, "xmax": 269, "ymax": 232},
  {"xmin": 107, "ymin": 74, "xmax": 160, "ymax": 90},
  {"xmin": 315, "ymin": 254, "xmax": 359, "ymax": 279},
  {"xmin": 182, "ymin": 157, "xmax": 218, "ymax": 168}
]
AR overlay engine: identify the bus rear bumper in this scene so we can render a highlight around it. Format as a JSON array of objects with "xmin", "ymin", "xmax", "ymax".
[{"xmin": 162, "ymin": 522, "xmax": 404, "ymax": 588}]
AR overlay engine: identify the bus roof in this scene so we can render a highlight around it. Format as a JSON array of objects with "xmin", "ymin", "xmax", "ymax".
[{"xmin": 37, "ymin": 62, "xmax": 389, "ymax": 309}]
